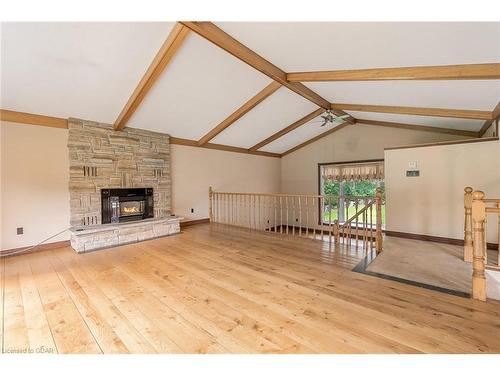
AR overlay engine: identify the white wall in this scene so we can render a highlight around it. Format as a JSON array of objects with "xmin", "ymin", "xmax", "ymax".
[
  {"xmin": 1, "ymin": 121, "xmax": 71, "ymax": 250},
  {"xmin": 170, "ymin": 144, "xmax": 281, "ymax": 221},
  {"xmin": 385, "ymin": 139, "xmax": 500, "ymax": 242},
  {"xmin": 281, "ymin": 124, "xmax": 470, "ymax": 195}
]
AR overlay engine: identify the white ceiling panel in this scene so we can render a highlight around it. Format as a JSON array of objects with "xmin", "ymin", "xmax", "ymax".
[
  {"xmin": 305, "ymin": 81, "xmax": 500, "ymax": 111},
  {"xmin": 210, "ymin": 87, "xmax": 318, "ymax": 148},
  {"xmin": 346, "ymin": 111, "xmax": 485, "ymax": 131},
  {"xmin": 216, "ymin": 22, "xmax": 500, "ymax": 72},
  {"xmin": 129, "ymin": 32, "xmax": 272, "ymax": 139},
  {"xmin": 260, "ymin": 116, "xmax": 337, "ymax": 154},
  {"xmin": 1, "ymin": 22, "xmax": 174, "ymax": 123}
]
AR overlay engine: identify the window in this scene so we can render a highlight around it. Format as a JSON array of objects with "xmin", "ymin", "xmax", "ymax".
[{"xmin": 319, "ymin": 160, "xmax": 385, "ymax": 227}]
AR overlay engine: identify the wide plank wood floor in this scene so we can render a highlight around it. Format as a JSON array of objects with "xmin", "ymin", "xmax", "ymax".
[{"xmin": 1, "ymin": 223, "xmax": 500, "ymax": 354}]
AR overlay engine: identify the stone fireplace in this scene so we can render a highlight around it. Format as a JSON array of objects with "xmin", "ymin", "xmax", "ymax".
[{"xmin": 67, "ymin": 118, "xmax": 181, "ymax": 252}]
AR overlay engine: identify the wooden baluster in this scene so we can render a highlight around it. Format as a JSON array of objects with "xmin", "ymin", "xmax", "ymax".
[
  {"xmin": 208, "ymin": 187, "xmax": 213, "ymax": 223},
  {"xmin": 285, "ymin": 196, "xmax": 289, "ymax": 235},
  {"xmin": 363, "ymin": 210, "xmax": 367, "ymax": 249},
  {"xmin": 375, "ymin": 187, "xmax": 383, "ymax": 253},
  {"xmin": 254, "ymin": 195, "xmax": 257, "ymax": 230},
  {"xmin": 369, "ymin": 202, "xmax": 373, "ymax": 250},
  {"xmin": 345, "ymin": 198, "xmax": 349, "ymax": 227},
  {"xmin": 230, "ymin": 194, "xmax": 233, "ymax": 225},
  {"xmin": 337, "ymin": 196, "xmax": 344, "ymax": 226},
  {"xmin": 328, "ymin": 196, "xmax": 332, "ymax": 243},
  {"xmin": 498, "ymin": 202, "xmax": 500, "ymax": 266},
  {"xmin": 320, "ymin": 197, "xmax": 324, "ymax": 241},
  {"xmin": 221, "ymin": 194, "xmax": 224, "ymax": 224},
  {"xmin": 471, "ymin": 191, "xmax": 487, "ymax": 301},
  {"xmin": 335, "ymin": 219, "xmax": 339, "ymax": 244},
  {"xmin": 280, "ymin": 196, "xmax": 283, "ymax": 234},
  {"xmin": 298, "ymin": 197, "xmax": 302, "ymax": 236},
  {"xmin": 355, "ymin": 198, "xmax": 359, "ymax": 246},
  {"xmin": 259, "ymin": 195, "xmax": 263, "ymax": 230},
  {"xmin": 249, "ymin": 195, "xmax": 252, "ymax": 230},
  {"xmin": 305, "ymin": 197, "xmax": 309, "ymax": 238},
  {"xmin": 497, "ymin": 202, "xmax": 500, "ymax": 266},
  {"xmin": 273, "ymin": 196, "xmax": 277, "ymax": 232},
  {"xmin": 463, "ymin": 187, "xmax": 473, "ymax": 262}
]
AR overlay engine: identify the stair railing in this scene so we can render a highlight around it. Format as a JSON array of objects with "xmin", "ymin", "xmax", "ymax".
[
  {"xmin": 208, "ymin": 187, "xmax": 384, "ymax": 251},
  {"xmin": 465, "ymin": 188, "xmax": 500, "ymax": 301}
]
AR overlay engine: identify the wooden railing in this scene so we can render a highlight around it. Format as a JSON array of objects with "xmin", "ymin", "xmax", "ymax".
[
  {"xmin": 464, "ymin": 187, "xmax": 500, "ymax": 301},
  {"xmin": 208, "ymin": 187, "xmax": 384, "ymax": 252}
]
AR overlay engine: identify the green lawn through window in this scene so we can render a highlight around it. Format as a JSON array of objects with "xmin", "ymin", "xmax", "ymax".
[{"xmin": 322, "ymin": 204, "xmax": 386, "ymax": 225}]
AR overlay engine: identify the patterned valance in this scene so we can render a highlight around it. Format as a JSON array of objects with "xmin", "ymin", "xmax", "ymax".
[{"xmin": 322, "ymin": 162, "xmax": 384, "ymax": 182}]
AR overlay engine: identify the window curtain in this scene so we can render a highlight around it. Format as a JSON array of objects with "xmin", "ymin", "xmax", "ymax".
[{"xmin": 322, "ymin": 162, "xmax": 384, "ymax": 182}]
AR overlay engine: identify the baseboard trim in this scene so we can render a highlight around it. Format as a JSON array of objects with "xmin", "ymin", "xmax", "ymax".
[
  {"xmin": 385, "ymin": 230, "xmax": 498, "ymax": 250},
  {"xmin": 1, "ymin": 240, "xmax": 70, "ymax": 258},
  {"xmin": 180, "ymin": 218, "xmax": 210, "ymax": 228}
]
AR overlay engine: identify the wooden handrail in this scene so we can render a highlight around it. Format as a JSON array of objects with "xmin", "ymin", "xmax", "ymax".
[
  {"xmin": 213, "ymin": 191, "xmax": 378, "ymax": 200},
  {"xmin": 341, "ymin": 200, "xmax": 375, "ymax": 226},
  {"xmin": 484, "ymin": 198, "xmax": 500, "ymax": 203}
]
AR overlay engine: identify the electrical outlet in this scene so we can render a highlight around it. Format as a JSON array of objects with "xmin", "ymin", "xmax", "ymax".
[
  {"xmin": 190, "ymin": 208, "xmax": 194, "ymax": 213},
  {"xmin": 17, "ymin": 227, "xmax": 23, "ymax": 235}
]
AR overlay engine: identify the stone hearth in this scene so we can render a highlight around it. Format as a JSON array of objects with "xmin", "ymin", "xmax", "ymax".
[{"xmin": 70, "ymin": 216, "xmax": 182, "ymax": 253}]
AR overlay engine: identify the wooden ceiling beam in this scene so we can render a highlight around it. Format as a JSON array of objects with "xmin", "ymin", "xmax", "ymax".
[
  {"xmin": 197, "ymin": 81, "xmax": 281, "ymax": 146},
  {"xmin": 249, "ymin": 108, "xmax": 325, "ymax": 151},
  {"xmin": 356, "ymin": 118, "xmax": 479, "ymax": 138},
  {"xmin": 478, "ymin": 100, "xmax": 500, "ymax": 137},
  {"xmin": 181, "ymin": 21, "xmax": 349, "ymax": 118},
  {"xmin": 114, "ymin": 23, "xmax": 190, "ymax": 131},
  {"xmin": 286, "ymin": 63, "xmax": 500, "ymax": 82},
  {"xmin": 0, "ymin": 109, "xmax": 68, "ymax": 129},
  {"xmin": 281, "ymin": 122, "xmax": 351, "ymax": 157},
  {"xmin": 330, "ymin": 103, "xmax": 492, "ymax": 120},
  {"xmin": 170, "ymin": 136, "xmax": 281, "ymax": 158}
]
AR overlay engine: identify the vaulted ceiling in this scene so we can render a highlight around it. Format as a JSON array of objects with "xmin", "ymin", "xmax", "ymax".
[{"xmin": 1, "ymin": 22, "xmax": 499, "ymax": 157}]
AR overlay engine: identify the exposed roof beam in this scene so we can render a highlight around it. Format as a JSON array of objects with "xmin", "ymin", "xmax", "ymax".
[
  {"xmin": 0, "ymin": 109, "xmax": 68, "ymax": 129},
  {"xmin": 197, "ymin": 81, "xmax": 281, "ymax": 146},
  {"xmin": 170, "ymin": 136, "xmax": 281, "ymax": 158},
  {"xmin": 286, "ymin": 63, "xmax": 500, "ymax": 82},
  {"xmin": 181, "ymin": 21, "xmax": 354, "ymax": 122},
  {"xmin": 114, "ymin": 23, "xmax": 190, "ymax": 131},
  {"xmin": 356, "ymin": 118, "xmax": 479, "ymax": 138},
  {"xmin": 478, "ymin": 100, "xmax": 500, "ymax": 137},
  {"xmin": 249, "ymin": 108, "xmax": 325, "ymax": 151},
  {"xmin": 281, "ymin": 122, "xmax": 351, "ymax": 157},
  {"xmin": 330, "ymin": 103, "xmax": 492, "ymax": 120}
]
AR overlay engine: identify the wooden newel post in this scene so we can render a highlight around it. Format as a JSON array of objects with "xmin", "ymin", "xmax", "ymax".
[
  {"xmin": 208, "ymin": 186, "xmax": 213, "ymax": 223},
  {"xmin": 471, "ymin": 190, "xmax": 487, "ymax": 301},
  {"xmin": 463, "ymin": 187, "xmax": 473, "ymax": 262},
  {"xmin": 375, "ymin": 187, "xmax": 383, "ymax": 253}
]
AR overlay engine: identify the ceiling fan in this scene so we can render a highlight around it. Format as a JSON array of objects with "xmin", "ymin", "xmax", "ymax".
[{"xmin": 311, "ymin": 110, "xmax": 351, "ymax": 127}]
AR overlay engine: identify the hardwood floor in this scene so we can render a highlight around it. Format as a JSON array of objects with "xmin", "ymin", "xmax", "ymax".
[{"xmin": 1, "ymin": 223, "xmax": 500, "ymax": 354}]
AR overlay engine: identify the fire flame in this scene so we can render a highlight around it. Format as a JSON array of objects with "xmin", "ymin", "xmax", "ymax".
[{"xmin": 123, "ymin": 206, "xmax": 140, "ymax": 214}]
